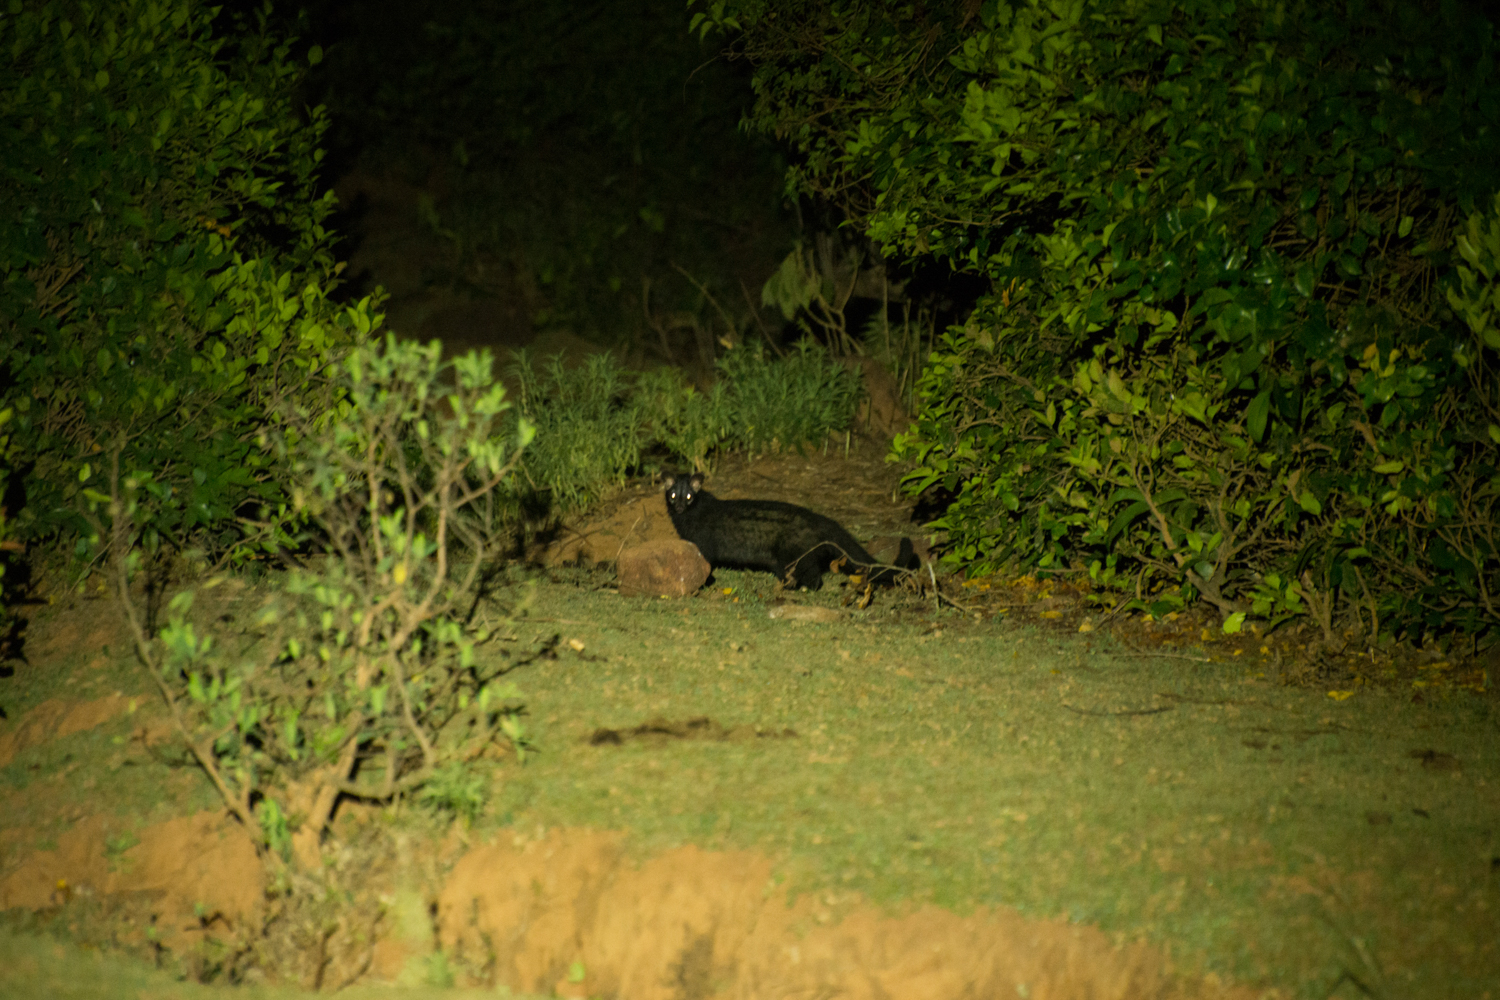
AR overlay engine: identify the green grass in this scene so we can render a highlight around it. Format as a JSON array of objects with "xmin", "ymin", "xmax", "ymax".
[
  {"xmin": 0, "ymin": 926, "xmax": 550, "ymax": 1000},
  {"xmin": 3, "ymin": 567, "xmax": 1496, "ymax": 998},
  {"xmin": 476, "ymin": 567, "xmax": 1499, "ymax": 997}
]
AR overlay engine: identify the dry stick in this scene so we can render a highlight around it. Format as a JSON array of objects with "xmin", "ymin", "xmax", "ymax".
[
  {"xmin": 1061, "ymin": 703, "xmax": 1173, "ymax": 717},
  {"xmin": 101, "ymin": 451, "xmax": 256, "ymax": 833},
  {"xmin": 642, "ymin": 276, "xmax": 679, "ymax": 364},
  {"xmin": 302, "ymin": 735, "xmax": 364, "ymax": 855},
  {"xmin": 739, "ymin": 277, "xmax": 782, "ymax": 354},
  {"xmin": 1112, "ymin": 644, "xmax": 1216, "ymax": 664},
  {"xmin": 1095, "ymin": 593, "xmax": 1134, "ymax": 628},
  {"xmin": 671, "ymin": 262, "xmax": 739, "ymax": 350},
  {"xmin": 613, "ymin": 513, "xmax": 645, "ymax": 564}
]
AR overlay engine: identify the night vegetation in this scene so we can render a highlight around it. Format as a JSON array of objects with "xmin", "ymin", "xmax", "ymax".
[
  {"xmin": 0, "ymin": 0, "xmax": 860, "ymax": 867},
  {"xmin": 694, "ymin": 0, "xmax": 1500, "ymax": 650},
  {"xmin": 2, "ymin": 1, "xmax": 1497, "ymax": 995}
]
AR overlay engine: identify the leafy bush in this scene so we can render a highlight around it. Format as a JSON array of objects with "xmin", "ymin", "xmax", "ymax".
[
  {"xmin": 0, "ymin": 0, "xmax": 365, "ymax": 572},
  {"xmin": 0, "ymin": 405, "xmax": 19, "ymax": 631},
  {"xmin": 89, "ymin": 336, "xmax": 533, "ymax": 869},
  {"xmin": 698, "ymin": 0, "xmax": 1500, "ymax": 643}
]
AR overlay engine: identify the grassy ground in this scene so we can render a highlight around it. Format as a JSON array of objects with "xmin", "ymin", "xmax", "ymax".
[
  {"xmin": 1, "ymin": 562, "xmax": 1496, "ymax": 998},
  {"xmin": 0, "ymin": 925, "xmax": 548, "ymax": 1000},
  {"xmin": 483, "ymin": 567, "xmax": 1498, "ymax": 997}
]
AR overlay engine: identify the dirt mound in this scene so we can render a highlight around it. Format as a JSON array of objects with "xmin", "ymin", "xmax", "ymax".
[
  {"xmin": 536, "ymin": 447, "xmax": 925, "ymax": 571},
  {"xmin": 0, "ymin": 696, "xmax": 140, "ymax": 768},
  {"xmin": 0, "ymin": 810, "xmax": 261, "ymax": 954},
  {"xmin": 437, "ymin": 827, "xmax": 1256, "ymax": 1000}
]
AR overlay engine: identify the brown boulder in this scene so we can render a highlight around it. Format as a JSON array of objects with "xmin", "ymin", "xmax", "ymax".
[{"xmin": 617, "ymin": 540, "xmax": 710, "ymax": 597}]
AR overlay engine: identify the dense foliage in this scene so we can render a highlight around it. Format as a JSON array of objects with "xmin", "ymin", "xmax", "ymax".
[
  {"xmin": 0, "ymin": 0, "xmax": 376, "ymax": 577},
  {"xmin": 696, "ymin": 0, "xmax": 1500, "ymax": 642}
]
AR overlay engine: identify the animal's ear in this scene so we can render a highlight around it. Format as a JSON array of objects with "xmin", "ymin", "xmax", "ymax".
[
  {"xmin": 655, "ymin": 470, "xmax": 674, "ymax": 487},
  {"xmin": 689, "ymin": 473, "xmax": 705, "ymax": 491}
]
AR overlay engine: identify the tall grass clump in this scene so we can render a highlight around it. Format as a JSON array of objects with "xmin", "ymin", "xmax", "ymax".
[
  {"xmin": 498, "ymin": 339, "xmax": 863, "ymax": 513},
  {"xmin": 635, "ymin": 368, "xmax": 731, "ymax": 473},
  {"xmin": 507, "ymin": 352, "xmax": 644, "ymax": 510},
  {"xmin": 717, "ymin": 340, "xmax": 862, "ymax": 457}
]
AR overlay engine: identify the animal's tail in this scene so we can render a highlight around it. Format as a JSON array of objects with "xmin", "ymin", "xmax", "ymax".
[{"xmin": 868, "ymin": 537, "xmax": 919, "ymax": 586}]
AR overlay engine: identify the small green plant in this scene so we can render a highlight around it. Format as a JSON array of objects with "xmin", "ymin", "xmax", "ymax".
[
  {"xmin": 417, "ymin": 761, "xmax": 490, "ymax": 824},
  {"xmin": 507, "ymin": 352, "xmax": 644, "ymax": 511},
  {"xmin": 717, "ymin": 340, "xmax": 862, "ymax": 457},
  {"xmin": 103, "ymin": 832, "xmax": 141, "ymax": 873},
  {"xmin": 635, "ymin": 368, "xmax": 730, "ymax": 473},
  {"xmin": 761, "ymin": 240, "xmax": 866, "ymax": 357},
  {"xmin": 89, "ymin": 335, "xmax": 534, "ymax": 869}
]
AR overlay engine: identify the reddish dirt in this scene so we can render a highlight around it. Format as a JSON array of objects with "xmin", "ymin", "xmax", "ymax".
[
  {"xmin": 4, "ymin": 571, "xmax": 1314, "ymax": 1000},
  {"xmin": 0, "ymin": 809, "xmax": 261, "ymax": 954},
  {"xmin": 0, "ymin": 695, "xmax": 141, "ymax": 768},
  {"xmin": 538, "ymin": 443, "xmax": 926, "ymax": 572},
  {"xmin": 436, "ymin": 826, "xmax": 1259, "ymax": 1000}
]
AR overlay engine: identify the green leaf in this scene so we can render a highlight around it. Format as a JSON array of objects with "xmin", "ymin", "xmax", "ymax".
[
  {"xmin": 283, "ymin": 713, "xmax": 300, "ymax": 761},
  {"xmin": 1398, "ymin": 215, "xmax": 1414, "ymax": 238},
  {"xmin": 1297, "ymin": 491, "xmax": 1322, "ymax": 515},
  {"xmin": 78, "ymin": 463, "xmax": 92, "ymax": 482},
  {"xmin": 1221, "ymin": 612, "xmax": 1246, "ymax": 634},
  {"xmin": 1371, "ymin": 459, "xmax": 1404, "ymax": 474},
  {"xmin": 1246, "ymin": 390, "xmax": 1270, "ymax": 442},
  {"xmin": 1293, "ymin": 265, "xmax": 1316, "ymax": 298},
  {"xmin": 1106, "ymin": 500, "xmax": 1151, "ymax": 542}
]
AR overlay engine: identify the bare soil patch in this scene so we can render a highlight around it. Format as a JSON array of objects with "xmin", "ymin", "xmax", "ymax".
[
  {"xmin": 438, "ymin": 826, "xmax": 1257, "ymax": 1000},
  {"xmin": 0, "ymin": 809, "xmax": 261, "ymax": 955},
  {"xmin": 534, "ymin": 441, "xmax": 926, "ymax": 572},
  {"xmin": 0, "ymin": 695, "xmax": 139, "ymax": 768}
]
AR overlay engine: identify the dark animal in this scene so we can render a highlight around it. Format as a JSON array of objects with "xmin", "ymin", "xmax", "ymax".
[{"xmin": 663, "ymin": 473, "xmax": 918, "ymax": 590}]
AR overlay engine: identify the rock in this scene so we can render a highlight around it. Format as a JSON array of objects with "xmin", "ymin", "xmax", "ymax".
[{"xmin": 617, "ymin": 540, "xmax": 710, "ymax": 597}]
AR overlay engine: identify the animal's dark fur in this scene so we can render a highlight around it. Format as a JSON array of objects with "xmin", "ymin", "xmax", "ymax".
[{"xmin": 663, "ymin": 473, "xmax": 918, "ymax": 590}]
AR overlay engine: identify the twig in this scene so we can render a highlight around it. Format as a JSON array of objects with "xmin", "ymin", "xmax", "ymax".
[
  {"xmin": 613, "ymin": 513, "xmax": 645, "ymax": 563},
  {"xmin": 1061, "ymin": 703, "xmax": 1173, "ymax": 717},
  {"xmin": 1110, "ymin": 643, "xmax": 1216, "ymax": 663}
]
